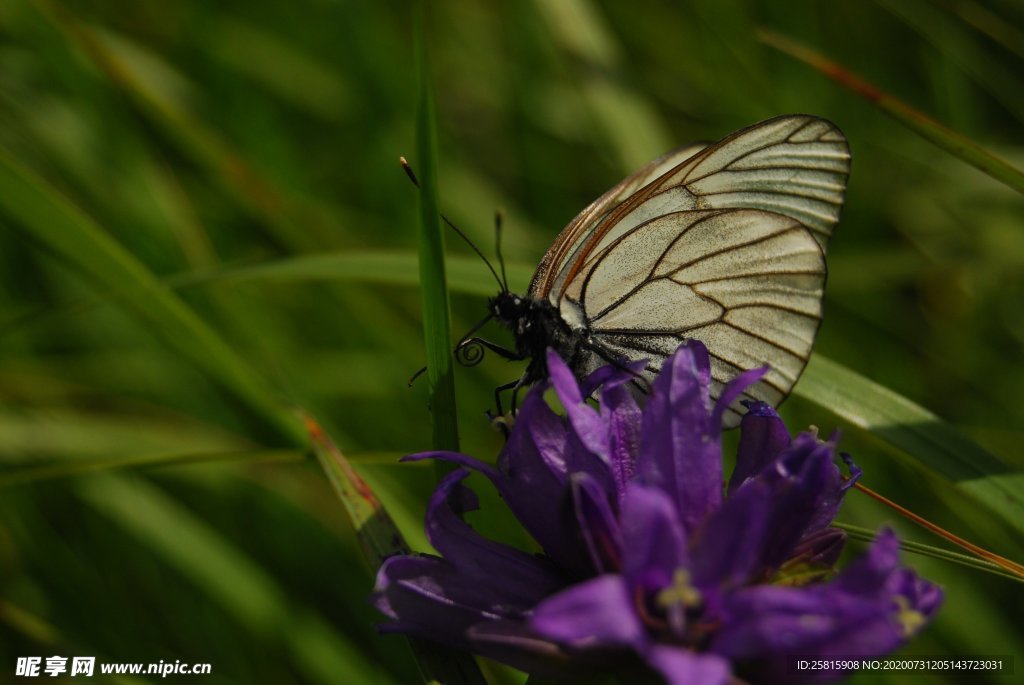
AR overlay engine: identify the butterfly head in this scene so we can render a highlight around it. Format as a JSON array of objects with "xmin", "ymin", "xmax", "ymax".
[{"xmin": 489, "ymin": 291, "xmax": 529, "ymax": 327}]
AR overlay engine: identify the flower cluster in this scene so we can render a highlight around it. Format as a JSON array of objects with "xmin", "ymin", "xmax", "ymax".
[{"xmin": 373, "ymin": 342, "xmax": 941, "ymax": 684}]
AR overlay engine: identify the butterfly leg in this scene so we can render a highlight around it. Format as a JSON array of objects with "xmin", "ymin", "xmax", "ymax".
[{"xmin": 488, "ymin": 378, "xmax": 523, "ymax": 438}]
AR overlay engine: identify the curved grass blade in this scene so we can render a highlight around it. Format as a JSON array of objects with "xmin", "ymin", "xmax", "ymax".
[
  {"xmin": 836, "ymin": 523, "xmax": 1024, "ymax": 585},
  {"xmin": 758, "ymin": 29, "xmax": 1024, "ymax": 195},
  {"xmin": 414, "ymin": 4, "xmax": 459, "ymax": 454},
  {"xmin": 0, "ymin": 151, "xmax": 304, "ymax": 445},
  {"xmin": 78, "ymin": 473, "xmax": 394, "ymax": 684},
  {"xmin": 797, "ymin": 355, "xmax": 1024, "ymax": 539},
  {"xmin": 1, "ymin": 252, "xmax": 535, "ymax": 352},
  {"xmin": 873, "ymin": 0, "xmax": 1024, "ymax": 125},
  {"xmin": 0, "ymin": 449, "xmax": 303, "ymax": 488},
  {"xmin": 306, "ymin": 415, "xmax": 487, "ymax": 685},
  {"xmin": 32, "ymin": 0, "xmax": 331, "ymax": 250},
  {"xmin": 171, "ymin": 251, "xmax": 535, "ymax": 297}
]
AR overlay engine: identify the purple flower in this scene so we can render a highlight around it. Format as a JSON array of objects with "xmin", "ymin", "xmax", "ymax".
[{"xmin": 372, "ymin": 342, "xmax": 941, "ymax": 684}]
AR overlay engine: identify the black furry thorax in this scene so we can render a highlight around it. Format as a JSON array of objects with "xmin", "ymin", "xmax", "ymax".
[{"xmin": 489, "ymin": 291, "xmax": 586, "ymax": 382}]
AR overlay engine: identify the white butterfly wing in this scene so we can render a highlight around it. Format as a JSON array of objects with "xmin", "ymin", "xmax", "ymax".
[
  {"xmin": 528, "ymin": 142, "xmax": 708, "ymax": 296},
  {"xmin": 534, "ymin": 115, "xmax": 848, "ymax": 423},
  {"xmin": 534, "ymin": 115, "xmax": 849, "ymax": 300},
  {"xmin": 573, "ymin": 208, "xmax": 826, "ymax": 425}
]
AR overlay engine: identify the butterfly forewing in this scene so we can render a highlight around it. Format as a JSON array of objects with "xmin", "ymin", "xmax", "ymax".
[
  {"xmin": 529, "ymin": 115, "xmax": 848, "ymax": 424},
  {"xmin": 648, "ymin": 115, "xmax": 848, "ymax": 245},
  {"xmin": 529, "ymin": 142, "xmax": 708, "ymax": 298}
]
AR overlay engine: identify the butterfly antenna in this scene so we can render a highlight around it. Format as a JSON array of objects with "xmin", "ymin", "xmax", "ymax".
[
  {"xmin": 399, "ymin": 156, "xmax": 505, "ymax": 291},
  {"xmin": 494, "ymin": 209, "xmax": 509, "ymax": 293}
]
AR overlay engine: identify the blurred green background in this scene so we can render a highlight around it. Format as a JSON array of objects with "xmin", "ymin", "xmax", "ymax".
[{"xmin": 1, "ymin": 0, "xmax": 1022, "ymax": 683}]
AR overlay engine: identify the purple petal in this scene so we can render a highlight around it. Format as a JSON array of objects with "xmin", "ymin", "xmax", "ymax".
[
  {"xmin": 690, "ymin": 478, "xmax": 772, "ymax": 588},
  {"xmin": 372, "ymin": 555, "xmax": 505, "ymax": 649},
  {"xmin": 754, "ymin": 434, "xmax": 847, "ymax": 570},
  {"xmin": 403, "ymin": 450, "xmax": 500, "ymax": 480},
  {"xmin": 426, "ymin": 469, "xmax": 565, "ymax": 603},
  {"xmin": 711, "ymin": 584, "xmax": 906, "ymax": 684},
  {"xmin": 572, "ymin": 473, "xmax": 623, "ymax": 574},
  {"xmin": 638, "ymin": 341, "xmax": 722, "ymax": 533},
  {"xmin": 601, "ymin": 381, "xmax": 642, "ymax": 501},
  {"xmin": 499, "ymin": 389, "xmax": 596, "ymax": 576},
  {"xmin": 582, "ymin": 356, "xmax": 648, "ymax": 397},
  {"xmin": 789, "ymin": 527, "xmax": 847, "ymax": 568},
  {"xmin": 711, "ymin": 366, "xmax": 768, "ymax": 430},
  {"xmin": 892, "ymin": 567, "xmax": 944, "ymax": 620},
  {"xmin": 642, "ymin": 646, "xmax": 731, "ymax": 685},
  {"xmin": 410, "ymin": 393, "xmax": 593, "ymax": 577},
  {"xmin": 563, "ymin": 429, "xmax": 617, "ymax": 502},
  {"xmin": 712, "ymin": 530, "xmax": 942, "ymax": 682},
  {"xmin": 833, "ymin": 527, "xmax": 901, "ymax": 596},
  {"xmin": 620, "ymin": 484, "xmax": 690, "ymax": 637},
  {"xmin": 620, "ymin": 484, "xmax": 688, "ymax": 593},
  {"xmin": 801, "ymin": 445, "xmax": 859, "ymax": 536},
  {"xmin": 547, "ymin": 348, "xmax": 610, "ymax": 458},
  {"xmin": 728, "ymin": 401, "xmax": 790, "ymax": 495},
  {"xmin": 531, "ymin": 575, "xmax": 646, "ymax": 649},
  {"xmin": 467, "ymin": 620, "xmax": 582, "ymax": 677},
  {"xmin": 499, "ymin": 382, "xmax": 569, "ymax": 482}
]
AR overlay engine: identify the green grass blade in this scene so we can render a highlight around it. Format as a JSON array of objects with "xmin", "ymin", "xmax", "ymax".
[
  {"xmin": 0, "ymin": 449, "xmax": 303, "ymax": 487},
  {"xmin": 874, "ymin": 0, "xmax": 1024, "ymax": 125},
  {"xmin": 414, "ymin": 5, "xmax": 459, "ymax": 454},
  {"xmin": 836, "ymin": 523, "xmax": 1024, "ymax": 585},
  {"xmin": 306, "ymin": 415, "xmax": 411, "ymax": 566},
  {"xmin": 307, "ymin": 415, "xmax": 487, "ymax": 685},
  {"xmin": 78, "ymin": 474, "xmax": 393, "ymax": 684},
  {"xmin": 172, "ymin": 251, "xmax": 535, "ymax": 297},
  {"xmin": 2, "ymin": 252, "xmax": 535, "ymax": 340},
  {"xmin": 0, "ymin": 149, "xmax": 304, "ymax": 445},
  {"xmin": 797, "ymin": 355, "xmax": 1024, "ymax": 538},
  {"xmin": 758, "ymin": 29, "xmax": 1024, "ymax": 195}
]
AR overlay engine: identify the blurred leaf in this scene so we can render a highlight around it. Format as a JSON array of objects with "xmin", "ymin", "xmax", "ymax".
[
  {"xmin": 207, "ymin": 17, "xmax": 352, "ymax": 120},
  {"xmin": 306, "ymin": 415, "xmax": 486, "ymax": 685},
  {"xmin": 531, "ymin": 0, "xmax": 671, "ymax": 171},
  {"xmin": 173, "ymin": 251, "xmax": 535, "ymax": 298},
  {"xmin": 797, "ymin": 355, "xmax": 1024, "ymax": 538},
  {"xmin": 947, "ymin": 1, "xmax": 1024, "ymax": 61},
  {"xmin": 0, "ymin": 149, "xmax": 304, "ymax": 445},
  {"xmin": 33, "ymin": 0, "xmax": 345, "ymax": 249},
  {"xmin": 758, "ymin": 28, "xmax": 1024, "ymax": 195},
  {"xmin": 0, "ymin": 448, "xmax": 301, "ymax": 487},
  {"xmin": 874, "ymin": 0, "xmax": 1024, "ymax": 124},
  {"xmin": 79, "ymin": 474, "xmax": 393, "ymax": 684}
]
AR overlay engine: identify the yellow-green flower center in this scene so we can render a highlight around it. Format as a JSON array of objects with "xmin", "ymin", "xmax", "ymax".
[{"xmin": 656, "ymin": 568, "xmax": 702, "ymax": 610}]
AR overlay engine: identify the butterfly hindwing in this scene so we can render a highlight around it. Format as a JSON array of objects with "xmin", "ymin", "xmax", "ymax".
[{"xmin": 572, "ymin": 208, "xmax": 826, "ymax": 425}]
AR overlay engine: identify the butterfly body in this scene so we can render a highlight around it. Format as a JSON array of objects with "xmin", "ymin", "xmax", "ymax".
[
  {"xmin": 489, "ymin": 291, "xmax": 587, "ymax": 384},
  {"xmin": 468, "ymin": 115, "xmax": 850, "ymax": 425}
]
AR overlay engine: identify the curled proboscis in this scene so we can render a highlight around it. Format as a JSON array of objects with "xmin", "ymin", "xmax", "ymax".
[{"xmin": 455, "ymin": 337, "xmax": 486, "ymax": 367}]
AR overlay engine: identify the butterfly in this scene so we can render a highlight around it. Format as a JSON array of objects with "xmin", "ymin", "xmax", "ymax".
[{"xmin": 455, "ymin": 114, "xmax": 850, "ymax": 426}]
